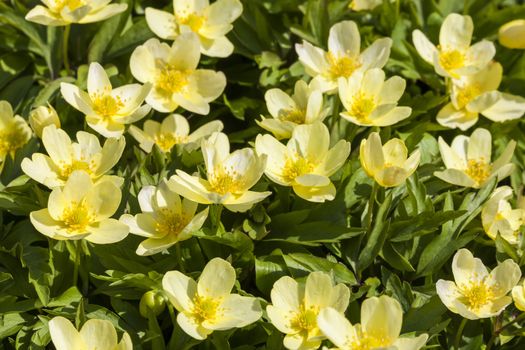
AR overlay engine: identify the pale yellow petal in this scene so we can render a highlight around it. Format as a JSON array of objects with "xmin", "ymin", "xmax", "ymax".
[
  {"xmin": 499, "ymin": 19, "xmax": 525, "ymax": 49},
  {"xmin": 48, "ymin": 317, "xmax": 84, "ymax": 350},
  {"xmin": 198, "ymin": 257, "xmax": 236, "ymax": 298},
  {"xmin": 145, "ymin": 8, "xmax": 178, "ymax": 40}
]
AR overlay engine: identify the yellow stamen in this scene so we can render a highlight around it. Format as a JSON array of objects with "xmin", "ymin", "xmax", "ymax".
[
  {"xmin": 191, "ymin": 295, "xmax": 220, "ymax": 323},
  {"xmin": 53, "ymin": 0, "xmax": 84, "ymax": 12},
  {"xmin": 92, "ymin": 94, "xmax": 124, "ymax": 120},
  {"xmin": 208, "ymin": 167, "xmax": 245, "ymax": 195},
  {"xmin": 278, "ymin": 108, "xmax": 306, "ymax": 124},
  {"xmin": 327, "ymin": 52, "xmax": 361, "ymax": 79},
  {"xmin": 282, "ymin": 156, "xmax": 315, "ymax": 183},
  {"xmin": 156, "ymin": 67, "xmax": 190, "ymax": 94},
  {"xmin": 465, "ymin": 159, "xmax": 491, "ymax": 186},
  {"xmin": 349, "ymin": 92, "xmax": 376, "ymax": 122},
  {"xmin": 455, "ymin": 84, "xmax": 481, "ymax": 109},
  {"xmin": 289, "ymin": 304, "xmax": 319, "ymax": 334},
  {"xmin": 154, "ymin": 209, "xmax": 187, "ymax": 238},
  {"xmin": 0, "ymin": 124, "xmax": 29, "ymax": 157},
  {"xmin": 153, "ymin": 133, "xmax": 188, "ymax": 152},
  {"xmin": 439, "ymin": 49, "xmax": 465, "ymax": 72},
  {"xmin": 461, "ymin": 282, "xmax": 493, "ymax": 310},
  {"xmin": 349, "ymin": 329, "xmax": 391, "ymax": 350},
  {"xmin": 177, "ymin": 13, "xmax": 205, "ymax": 32},
  {"xmin": 60, "ymin": 201, "xmax": 94, "ymax": 233},
  {"xmin": 58, "ymin": 159, "xmax": 95, "ymax": 179}
]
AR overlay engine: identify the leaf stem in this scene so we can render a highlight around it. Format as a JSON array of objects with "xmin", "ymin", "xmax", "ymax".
[
  {"xmin": 73, "ymin": 239, "xmax": 81, "ymax": 288},
  {"xmin": 486, "ymin": 313, "xmax": 525, "ymax": 350},
  {"xmin": 175, "ymin": 244, "xmax": 185, "ymax": 273},
  {"xmin": 366, "ymin": 182, "xmax": 378, "ymax": 233},
  {"xmin": 454, "ymin": 318, "xmax": 467, "ymax": 350},
  {"xmin": 63, "ymin": 24, "xmax": 71, "ymax": 75}
]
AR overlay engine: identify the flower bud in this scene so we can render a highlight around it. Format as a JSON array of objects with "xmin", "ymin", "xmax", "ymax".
[
  {"xmin": 139, "ymin": 290, "xmax": 166, "ymax": 318},
  {"xmin": 29, "ymin": 104, "xmax": 60, "ymax": 138},
  {"xmin": 499, "ymin": 19, "xmax": 525, "ymax": 49}
]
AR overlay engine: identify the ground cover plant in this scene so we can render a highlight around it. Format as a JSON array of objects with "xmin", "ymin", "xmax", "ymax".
[{"xmin": 1, "ymin": 0, "xmax": 525, "ymax": 349}]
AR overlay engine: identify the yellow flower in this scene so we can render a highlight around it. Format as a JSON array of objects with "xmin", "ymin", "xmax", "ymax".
[
  {"xmin": 349, "ymin": 0, "xmax": 382, "ymax": 11},
  {"xmin": 49, "ymin": 316, "xmax": 132, "ymax": 350},
  {"xmin": 481, "ymin": 186, "xmax": 524, "ymax": 245},
  {"xmin": 499, "ymin": 19, "xmax": 525, "ymax": 49},
  {"xmin": 29, "ymin": 104, "xmax": 61, "ymax": 138},
  {"xmin": 255, "ymin": 122, "xmax": 350, "ymax": 202},
  {"xmin": 169, "ymin": 132, "xmax": 270, "ymax": 212},
  {"xmin": 266, "ymin": 272, "xmax": 350, "ymax": 350},
  {"xmin": 120, "ymin": 179, "xmax": 208, "ymax": 256},
  {"xmin": 145, "ymin": 0, "xmax": 243, "ymax": 57},
  {"xmin": 0, "ymin": 100, "xmax": 32, "ymax": 167},
  {"xmin": 162, "ymin": 257, "xmax": 262, "ymax": 340},
  {"xmin": 296, "ymin": 21, "xmax": 392, "ymax": 93},
  {"xmin": 512, "ymin": 280, "xmax": 525, "ymax": 311},
  {"xmin": 437, "ymin": 62, "xmax": 525, "ymax": 130},
  {"xmin": 30, "ymin": 170, "xmax": 129, "ymax": 243},
  {"xmin": 317, "ymin": 295, "xmax": 428, "ymax": 350},
  {"xmin": 128, "ymin": 114, "xmax": 223, "ymax": 153},
  {"xmin": 21, "ymin": 125, "xmax": 125, "ymax": 189},
  {"xmin": 338, "ymin": 68, "xmax": 411, "ymax": 126},
  {"xmin": 25, "ymin": 0, "xmax": 127, "ymax": 26},
  {"xmin": 129, "ymin": 34, "xmax": 226, "ymax": 114},
  {"xmin": 60, "ymin": 62, "xmax": 151, "ymax": 138},
  {"xmin": 413, "ymin": 13, "xmax": 495, "ymax": 78},
  {"xmin": 435, "ymin": 128, "xmax": 516, "ymax": 188},
  {"xmin": 257, "ymin": 80, "xmax": 328, "ymax": 139},
  {"xmin": 360, "ymin": 132, "xmax": 420, "ymax": 187},
  {"xmin": 436, "ymin": 248, "xmax": 521, "ymax": 319}
]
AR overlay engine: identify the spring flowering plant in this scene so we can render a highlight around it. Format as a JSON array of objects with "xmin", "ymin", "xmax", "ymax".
[{"xmin": 1, "ymin": 0, "xmax": 525, "ymax": 349}]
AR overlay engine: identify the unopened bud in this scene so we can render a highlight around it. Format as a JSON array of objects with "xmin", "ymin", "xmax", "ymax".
[
  {"xmin": 139, "ymin": 290, "xmax": 166, "ymax": 317},
  {"xmin": 29, "ymin": 104, "xmax": 60, "ymax": 138}
]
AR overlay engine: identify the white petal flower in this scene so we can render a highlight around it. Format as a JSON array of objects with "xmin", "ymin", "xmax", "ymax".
[
  {"xmin": 162, "ymin": 257, "xmax": 262, "ymax": 340},
  {"xmin": 295, "ymin": 21, "xmax": 392, "ymax": 93},
  {"xmin": 130, "ymin": 35, "xmax": 226, "ymax": 114}
]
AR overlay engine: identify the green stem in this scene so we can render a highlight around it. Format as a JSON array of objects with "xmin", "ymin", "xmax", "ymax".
[
  {"xmin": 210, "ymin": 204, "xmax": 223, "ymax": 234},
  {"xmin": 365, "ymin": 182, "xmax": 378, "ymax": 234},
  {"xmin": 454, "ymin": 318, "xmax": 468, "ymax": 350},
  {"xmin": 175, "ymin": 244, "xmax": 185, "ymax": 273},
  {"xmin": 72, "ymin": 239, "xmax": 81, "ymax": 288},
  {"xmin": 330, "ymin": 96, "xmax": 341, "ymax": 137},
  {"xmin": 486, "ymin": 313, "xmax": 525, "ymax": 350},
  {"xmin": 63, "ymin": 25, "xmax": 71, "ymax": 75},
  {"xmin": 167, "ymin": 304, "xmax": 177, "ymax": 326}
]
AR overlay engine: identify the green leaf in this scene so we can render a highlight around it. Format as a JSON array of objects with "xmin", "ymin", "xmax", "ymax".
[{"xmin": 357, "ymin": 192, "xmax": 393, "ymax": 272}]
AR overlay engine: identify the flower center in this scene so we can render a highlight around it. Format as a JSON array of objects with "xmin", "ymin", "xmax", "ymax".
[
  {"xmin": 439, "ymin": 49, "xmax": 465, "ymax": 72},
  {"xmin": 0, "ymin": 125, "xmax": 28, "ymax": 157},
  {"xmin": 456, "ymin": 84, "xmax": 481, "ymax": 109},
  {"xmin": 191, "ymin": 295, "xmax": 220, "ymax": 323},
  {"xmin": 155, "ymin": 209, "xmax": 187, "ymax": 237},
  {"xmin": 153, "ymin": 133, "xmax": 188, "ymax": 152},
  {"xmin": 289, "ymin": 304, "xmax": 319, "ymax": 334},
  {"xmin": 208, "ymin": 167, "xmax": 245, "ymax": 195},
  {"xmin": 278, "ymin": 108, "xmax": 306, "ymax": 124},
  {"xmin": 156, "ymin": 67, "xmax": 190, "ymax": 94},
  {"xmin": 461, "ymin": 282, "xmax": 493, "ymax": 310},
  {"xmin": 58, "ymin": 159, "xmax": 95, "ymax": 180},
  {"xmin": 282, "ymin": 156, "xmax": 315, "ymax": 183},
  {"xmin": 54, "ymin": 0, "xmax": 84, "ymax": 12},
  {"xmin": 349, "ymin": 92, "xmax": 376, "ymax": 121},
  {"xmin": 177, "ymin": 13, "xmax": 205, "ymax": 32},
  {"xmin": 349, "ymin": 330, "xmax": 391, "ymax": 350},
  {"xmin": 60, "ymin": 201, "xmax": 94, "ymax": 233},
  {"xmin": 92, "ymin": 94, "xmax": 124, "ymax": 120},
  {"xmin": 326, "ymin": 52, "xmax": 361, "ymax": 79},
  {"xmin": 465, "ymin": 159, "xmax": 491, "ymax": 186}
]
